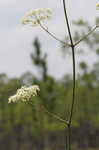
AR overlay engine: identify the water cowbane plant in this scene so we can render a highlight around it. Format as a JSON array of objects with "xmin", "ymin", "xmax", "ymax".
[
  {"xmin": 21, "ymin": 8, "xmax": 69, "ymax": 46},
  {"xmin": 8, "ymin": 2, "xmax": 99, "ymax": 150}
]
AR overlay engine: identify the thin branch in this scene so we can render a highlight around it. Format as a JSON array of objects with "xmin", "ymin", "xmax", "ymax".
[
  {"xmin": 42, "ymin": 105, "xmax": 68, "ymax": 126},
  {"xmin": 39, "ymin": 22, "xmax": 71, "ymax": 47},
  {"xmin": 28, "ymin": 100, "xmax": 68, "ymax": 126},
  {"xmin": 74, "ymin": 24, "xmax": 99, "ymax": 46}
]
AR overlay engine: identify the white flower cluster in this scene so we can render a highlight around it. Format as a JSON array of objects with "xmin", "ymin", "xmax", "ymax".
[
  {"xmin": 21, "ymin": 8, "xmax": 52, "ymax": 27},
  {"xmin": 8, "ymin": 85, "xmax": 40, "ymax": 103},
  {"xmin": 96, "ymin": 4, "xmax": 99, "ymax": 10}
]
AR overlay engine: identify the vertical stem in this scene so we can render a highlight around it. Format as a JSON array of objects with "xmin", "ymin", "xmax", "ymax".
[
  {"xmin": 67, "ymin": 124, "xmax": 71, "ymax": 150},
  {"xmin": 62, "ymin": 0, "xmax": 74, "ymax": 46},
  {"xmin": 69, "ymin": 46, "xmax": 75, "ymax": 125},
  {"xmin": 65, "ymin": 127, "xmax": 68, "ymax": 150},
  {"xmin": 62, "ymin": 0, "xmax": 76, "ymax": 150}
]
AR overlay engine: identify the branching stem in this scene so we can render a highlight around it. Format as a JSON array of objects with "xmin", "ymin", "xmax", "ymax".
[
  {"xmin": 39, "ymin": 22, "xmax": 71, "ymax": 47},
  {"xmin": 63, "ymin": 0, "xmax": 76, "ymax": 150}
]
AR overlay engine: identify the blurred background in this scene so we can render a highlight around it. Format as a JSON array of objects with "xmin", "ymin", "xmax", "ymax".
[{"xmin": 0, "ymin": 0, "xmax": 99, "ymax": 150}]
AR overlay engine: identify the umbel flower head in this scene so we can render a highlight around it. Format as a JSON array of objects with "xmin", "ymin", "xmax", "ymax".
[
  {"xmin": 21, "ymin": 8, "xmax": 52, "ymax": 27},
  {"xmin": 8, "ymin": 85, "xmax": 40, "ymax": 103},
  {"xmin": 96, "ymin": 4, "xmax": 99, "ymax": 10}
]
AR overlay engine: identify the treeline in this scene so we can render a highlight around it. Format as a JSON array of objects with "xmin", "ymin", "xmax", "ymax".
[{"xmin": 0, "ymin": 18, "xmax": 99, "ymax": 150}]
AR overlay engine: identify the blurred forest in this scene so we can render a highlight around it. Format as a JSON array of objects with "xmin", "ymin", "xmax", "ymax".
[{"xmin": 0, "ymin": 18, "xmax": 99, "ymax": 150}]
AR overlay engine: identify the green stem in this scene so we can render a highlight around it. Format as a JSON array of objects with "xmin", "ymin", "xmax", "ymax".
[
  {"xmin": 67, "ymin": 124, "xmax": 71, "ymax": 150},
  {"xmin": 63, "ymin": 0, "xmax": 76, "ymax": 150}
]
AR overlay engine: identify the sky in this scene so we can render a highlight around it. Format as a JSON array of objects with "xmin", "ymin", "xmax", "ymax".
[{"xmin": 0, "ymin": 0, "xmax": 99, "ymax": 79}]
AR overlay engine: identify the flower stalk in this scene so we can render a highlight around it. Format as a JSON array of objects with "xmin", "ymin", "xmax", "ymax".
[{"xmin": 62, "ymin": 0, "xmax": 75, "ymax": 150}]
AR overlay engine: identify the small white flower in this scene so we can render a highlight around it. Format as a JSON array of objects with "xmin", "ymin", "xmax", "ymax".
[
  {"xmin": 8, "ymin": 85, "xmax": 40, "ymax": 103},
  {"xmin": 21, "ymin": 17, "xmax": 33, "ymax": 25},
  {"xmin": 21, "ymin": 8, "xmax": 52, "ymax": 27},
  {"xmin": 96, "ymin": 4, "xmax": 99, "ymax": 10}
]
